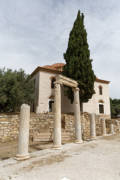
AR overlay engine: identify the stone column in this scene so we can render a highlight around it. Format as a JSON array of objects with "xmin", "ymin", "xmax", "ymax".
[
  {"xmin": 16, "ymin": 104, "xmax": 30, "ymax": 160},
  {"xmin": 110, "ymin": 123, "xmax": 115, "ymax": 135},
  {"xmin": 102, "ymin": 118, "xmax": 107, "ymax": 136},
  {"xmin": 90, "ymin": 113, "xmax": 96, "ymax": 139},
  {"xmin": 53, "ymin": 83, "xmax": 61, "ymax": 149},
  {"xmin": 74, "ymin": 88, "xmax": 83, "ymax": 143}
]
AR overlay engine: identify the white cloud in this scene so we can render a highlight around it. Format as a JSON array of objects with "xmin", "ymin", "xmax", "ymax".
[{"xmin": 0, "ymin": 0, "xmax": 120, "ymax": 98}]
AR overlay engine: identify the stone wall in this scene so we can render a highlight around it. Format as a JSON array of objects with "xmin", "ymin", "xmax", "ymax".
[
  {"xmin": 29, "ymin": 113, "xmax": 54, "ymax": 140},
  {"xmin": 0, "ymin": 115, "xmax": 19, "ymax": 142},
  {"xmin": 0, "ymin": 113, "xmax": 119, "ymax": 143},
  {"xmin": 0, "ymin": 113, "xmax": 55, "ymax": 142}
]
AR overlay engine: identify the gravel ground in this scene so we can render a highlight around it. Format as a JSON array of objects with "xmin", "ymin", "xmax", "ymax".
[
  {"xmin": 0, "ymin": 141, "xmax": 54, "ymax": 160},
  {"xmin": 0, "ymin": 135, "xmax": 120, "ymax": 180}
]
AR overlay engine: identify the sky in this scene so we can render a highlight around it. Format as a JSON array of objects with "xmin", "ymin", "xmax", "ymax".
[{"xmin": 0, "ymin": 0, "xmax": 120, "ymax": 98}]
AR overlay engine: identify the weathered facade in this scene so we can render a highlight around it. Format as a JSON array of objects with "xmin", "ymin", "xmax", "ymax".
[{"xmin": 31, "ymin": 63, "xmax": 111, "ymax": 118}]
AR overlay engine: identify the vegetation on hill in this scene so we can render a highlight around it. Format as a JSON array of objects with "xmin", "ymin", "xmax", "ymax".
[
  {"xmin": 63, "ymin": 10, "xmax": 95, "ymax": 111},
  {"xmin": 0, "ymin": 68, "xmax": 34, "ymax": 112},
  {"xmin": 110, "ymin": 98, "xmax": 120, "ymax": 118}
]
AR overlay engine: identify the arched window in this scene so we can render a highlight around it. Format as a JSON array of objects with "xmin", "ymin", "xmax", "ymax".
[
  {"xmin": 99, "ymin": 100, "xmax": 104, "ymax": 114},
  {"xmin": 99, "ymin": 86, "xmax": 103, "ymax": 95},
  {"xmin": 51, "ymin": 77, "xmax": 56, "ymax": 89}
]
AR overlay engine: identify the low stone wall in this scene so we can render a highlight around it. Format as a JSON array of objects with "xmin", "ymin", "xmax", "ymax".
[
  {"xmin": 0, "ymin": 113, "xmax": 119, "ymax": 143},
  {"xmin": 29, "ymin": 113, "xmax": 54, "ymax": 140},
  {"xmin": 0, "ymin": 113, "xmax": 55, "ymax": 142},
  {"xmin": 0, "ymin": 115, "xmax": 19, "ymax": 142}
]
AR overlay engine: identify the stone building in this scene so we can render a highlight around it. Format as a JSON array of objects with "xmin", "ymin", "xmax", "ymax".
[{"xmin": 31, "ymin": 63, "xmax": 111, "ymax": 118}]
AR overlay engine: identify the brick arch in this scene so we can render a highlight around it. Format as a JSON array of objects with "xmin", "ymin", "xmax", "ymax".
[{"xmin": 99, "ymin": 99, "xmax": 104, "ymax": 103}]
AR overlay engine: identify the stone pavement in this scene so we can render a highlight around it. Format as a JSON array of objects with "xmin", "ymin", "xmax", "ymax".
[{"xmin": 0, "ymin": 135, "xmax": 120, "ymax": 180}]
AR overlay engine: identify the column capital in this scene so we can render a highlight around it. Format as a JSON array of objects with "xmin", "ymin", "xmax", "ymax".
[
  {"xmin": 73, "ymin": 87, "xmax": 80, "ymax": 92},
  {"xmin": 54, "ymin": 82, "xmax": 61, "ymax": 88},
  {"xmin": 54, "ymin": 81, "xmax": 60, "ymax": 85},
  {"xmin": 54, "ymin": 81, "xmax": 62, "ymax": 86}
]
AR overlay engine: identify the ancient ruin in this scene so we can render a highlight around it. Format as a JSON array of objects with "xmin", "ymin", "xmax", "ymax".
[
  {"xmin": 53, "ymin": 75, "xmax": 82, "ymax": 148},
  {"xmin": 13, "ymin": 77, "xmax": 120, "ymax": 160},
  {"xmin": 15, "ymin": 104, "xmax": 30, "ymax": 160},
  {"xmin": 101, "ymin": 118, "xmax": 107, "ymax": 136},
  {"xmin": 90, "ymin": 113, "xmax": 96, "ymax": 139}
]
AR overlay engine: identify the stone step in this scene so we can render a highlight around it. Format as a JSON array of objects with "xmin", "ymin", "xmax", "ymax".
[
  {"xmin": 62, "ymin": 134, "xmax": 72, "ymax": 137},
  {"xmin": 34, "ymin": 137, "xmax": 52, "ymax": 142},
  {"xmin": 33, "ymin": 133, "xmax": 51, "ymax": 135},
  {"xmin": 33, "ymin": 131, "xmax": 72, "ymax": 142},
  {"xmin": 62, "ymin": 137, "xmax": 72, "ymax": 140}
]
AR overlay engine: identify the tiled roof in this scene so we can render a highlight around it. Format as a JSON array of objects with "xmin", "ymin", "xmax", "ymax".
[
  {"xmin": 42, "ymin": 63, "xmax": 65, "ymax": 71},
  {"xmin": 95, "ymin": 78, "xmax": 110, "ymax": 84},
  {"xmin": 31, "ymin": 63, "xmax": 110, "ymax": 84},
  {"xmin": 51, "ymin": 63, "xmax": 65, "ymax": 67}
]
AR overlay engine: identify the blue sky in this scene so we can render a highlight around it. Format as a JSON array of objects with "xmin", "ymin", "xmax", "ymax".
[{"xmin": 0, "ymin": 0, "xmax": 120, "ymax": 98}]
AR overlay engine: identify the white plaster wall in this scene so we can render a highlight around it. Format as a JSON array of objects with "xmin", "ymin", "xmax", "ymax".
[
  {"xmin": 39, "ymin": 71, "xmax": 56, "ymax": 113},
  {"xmin": 33, "ymin": 71, "xmax": 111, "ymax": 117},
  {"xmin": 61, "ymin": 81, "xmax": 110, "ymax": 116},
  {"xmin": 83, "ymin": 82, "xmax": 111, "ymax": 117}
]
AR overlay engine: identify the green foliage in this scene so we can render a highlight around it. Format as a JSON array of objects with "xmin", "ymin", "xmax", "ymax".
[
  {"xmin": 110, "ymin": 98, "xmax": 120, "ymax": 118},
  {"xmin": 0, "ymin": 68, "xmax": 34, "ymax": 112},
  {"xmin": 63, "ymin": 10, "xmax": 95, "ymax": 105}
]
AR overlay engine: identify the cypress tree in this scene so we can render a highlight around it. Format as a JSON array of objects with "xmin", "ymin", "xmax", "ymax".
[{"xmin": 63, "ymin": 10, "xmax": 96, "ymax": 111}]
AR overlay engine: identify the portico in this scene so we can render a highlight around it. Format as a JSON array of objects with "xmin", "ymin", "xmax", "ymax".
[{"xmin": 53, "ymin": 75, "xmax": 83, "ymax": 148}]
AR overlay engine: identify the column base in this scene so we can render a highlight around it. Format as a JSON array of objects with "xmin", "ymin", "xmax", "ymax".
[
  {"xmin": 52, "ymin": 145, "xmax": 62, "ymax": 150},
  {"xmin": 91, "ymin": 136, "xmax": 96, "ymax": 140},
  {"xmin": 15, "ymin": 154, "xmax": 30, "ymax": 161},
  {"xmin": 75, "ymin": 139, "xmax": 83, "ymax": 144},
  {"xmin": 110, "ymin": 133, "xmax": 115, "ymax": 135},
  {"xmin": 107, "ymin": 133, "xmax": 114, "ymax": 136}
]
